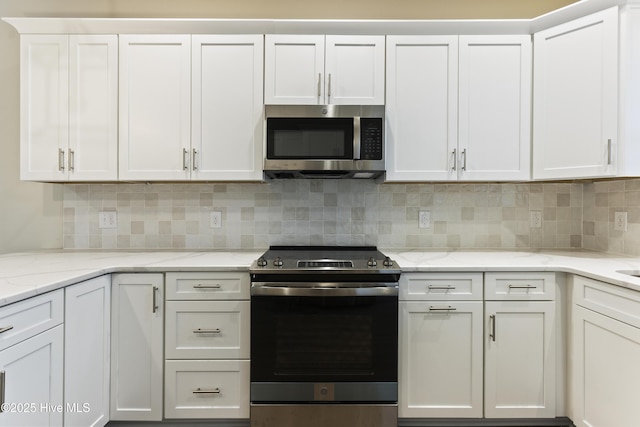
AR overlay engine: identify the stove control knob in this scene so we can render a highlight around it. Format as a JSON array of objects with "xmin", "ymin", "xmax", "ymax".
[
  {"xmin": 383, "ymin": 257, "xmax": 394, "ymax": 267},
  {"xmin": 367, "ymin": 257, "xmax": 377, "ymax": 267},
  {"xmin": 256, "ymin": 257, "xmax": 268, "ymax": 267},
  {"xmin": 273, "ymin": 257, "xmax": 284, "ymax": 267}
]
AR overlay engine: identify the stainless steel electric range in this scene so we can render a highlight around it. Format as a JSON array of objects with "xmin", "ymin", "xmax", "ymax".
[{"xmin": 249, "ymin": 246, "xmax": 401, "ymax": 427}]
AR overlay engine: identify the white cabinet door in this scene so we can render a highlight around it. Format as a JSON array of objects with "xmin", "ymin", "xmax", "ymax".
[
  {"xmin": 64, "ymin": 275, "xmax": 110, "ymax": 427},
  {"xmin": 264, "ymin": 35, "xmax": 324, "ymax": 105},
  {"xmin": 385, "ymin": 36, "xmax": 459, "ymax": 181},
  {"xmin": 458, "ymin": 35, "xmax": 531, "ymax": 181},
  {"xmin": 110, "ymin": 273, "xmax": 163, "ymax": 421},
  {"xmin": 572, "ymin": 305, "xmax": 640, "ymax": 427},
  {"xmin": 399, "ymin": 301, "xmax": 483, "ymax": 418},
  {"xmin": 119, "ymin": 35, "xmax": 191, "ymax": 181},
  {"xmin": 0, "ymin": 325, "xmax": 63, "ymax": 427},
  {"xmin": 20, "ymin": 35, "xmax": 69, "ymax": 181},
  {"xmin": 20, "ymin": 35, "xmax": 117, "ymax": 182},
  {"xmin": 192, "ymin": 35, "xmax": 263, "ymax": 181},
  {"xmin": 265, "ymin": 35, "xmax": 385, "ymax": 105},
  {"xmin": 325, "ymin": 35, "xmax": 385, "ymax": 105},
  {"xmin": 68, "ymin": 35, "xmax": 118, "ymax": 181},
  {"xmin": 484, "ymin": 301, "xmax": 556, "ymax": 418},
  {"xmin": 533, "ymin": 7, "xmax": 618, "ymax": 180}
]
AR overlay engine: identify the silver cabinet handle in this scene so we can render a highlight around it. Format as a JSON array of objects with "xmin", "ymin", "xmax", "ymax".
[
  {"xmin": 58, "ymin": 148, "xmax": 65, "ymax": 172},
  {"xmin": 328, "ymin": 73, "xmax": 332, "ymax": 100},
  {"xmin": 68, "ymin": 149, "xmax": 75, "ymax": 172},
  {"xmin": 0, "ymin": 371, "xmax": 4, "ymax": 413},
  {"xmin": 607, "ymin": 139, "xmax": 612, "ymax": 165},
  {"xmin": 193, "ymin": 328, "xmax": 221, "ymax": 334},
  {"xmin": 152, "ymin": 286, "xmax": 159, "ymax": 313},
  {"xmin": 461, "ymin": 148, "xmax": 467, "ymax": 171},
  {"xmin": 427, "ymin": 285, "xmax": 456, "ymax": 290},
  {"xmin": 452, "ymin": 148, "xmax": 457, "ymax": 171},
  {"xmin": 508, "ymin": 284, "xmax": 536, "ymax": 289},
  {"xmin": 0, "ymin": 326, "xmax": 14, "ymax": 334},
  {"xmin": 429, "ymin": 306, "xmax": 457, "ymax": 311},
  {"xmin": 193, "ymin": 284, "xmax": 221, "ymax": 289},
  {"xmin": 193, "ymin": 387, "xmax": 220, "ymax": 395},
  {"xmin": 182, "ymin": 148, "xmax": 189, "ymax": 170},
  {"xmin": 192, "ymin": 149, "xmax": 198, "ymax": 170},
  {"xmin": 317, "ymin": 73, "xmax": 322, "ymax": 98},
  {"xmin": 490, "ymin": 314, "xmax": 496, "ymax": 342}
]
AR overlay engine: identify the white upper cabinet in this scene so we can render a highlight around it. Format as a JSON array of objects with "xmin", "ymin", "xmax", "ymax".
[
  {"xmin": 386, "ymin": 36, "xmax": 458, "ymax": 181},
  {"xmin": 20, "ymin": 35, "xmax": 117, "ymax": 181},
  {"xmin": 119, "ymin": 35, "xmax": 191, "ymax": 181},
  {"xmin": 191, "ymin": 35, "xmax": 264, "ymax": 181},
  {"xmin": 533, "ymin": 7, "xmax": 619, "ymax": 180},
  {"xmin": 386, "ymin": 35, "xmax": 531, "ymax": 182},
  {"xmin": 458, "ymin": 35, "xmax": 531, "ymax": 181},
  {"xmin": 265, "ymin": 34, "xmax": 385, "ymax": 105}
]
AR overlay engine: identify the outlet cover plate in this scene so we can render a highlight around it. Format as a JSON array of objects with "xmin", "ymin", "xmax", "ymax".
[
  {"xmin": 419, "ymin": 210, "xmax": 431, "ymax": 229},
  {"xmin": 615, "ymin": 211, "xmax": 628, "ymax": 231},
  {"xmin": 99, "ymin": 211, "xmax": 117, "ymax": 229},
  {"xmin": 530, "ymin": 211, "xmax": 542, "ymax": 229},
  {"xmin": 210, "ymin": 211, "xmax": 222, "ymax": 229}
]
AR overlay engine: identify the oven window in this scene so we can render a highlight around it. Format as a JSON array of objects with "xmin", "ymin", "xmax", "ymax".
[
  {"xmin": 266, "ymin": 118, "xmax": 354, "ymax": 159},
  {"xmin": 251, "ymin": 295, "xmax": 397, "ymax": 383}
]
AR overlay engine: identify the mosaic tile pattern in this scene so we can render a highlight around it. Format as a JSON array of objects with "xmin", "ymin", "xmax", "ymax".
[
  {"xmin": 583, "ymin": 179, "xmax": 640, "ymax": 256},
  {"xmin": 63, "ymin": 180, "xmax": 584, "ymax": 251}
]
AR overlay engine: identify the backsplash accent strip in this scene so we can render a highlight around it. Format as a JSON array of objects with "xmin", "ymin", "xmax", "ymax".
[{"xmin": 63, "ymin": 180, "xmax": 587, "ymax": 251}]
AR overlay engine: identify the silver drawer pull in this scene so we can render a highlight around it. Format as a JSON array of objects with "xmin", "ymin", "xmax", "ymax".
[
  {"xmin": 193, "ymin": 387, "xmax": 221, "ymax": 395},
  {"xmin": 193, "ymin": 284, "xmax": 222, "ymax": 289},
  {"xmin": 0, "ymin": 371, "xmax": 5, "ymax": 412},
  {"xmin": 427, "ymin": 285, "xmax": 456, "ymax": 290},
  {"xmin": 429, "ymin": 306, "xmax": 457, "ymax": 311},
  {"xmin": 508, "ymin": 285, "xmax": 537, "ymax": 289},
  {"xmin": 490, "ymin": 314, "xmax": 496, "ymax": 341},
  {"xmin": 0, "ymin": 326, "xmax": 14, "ymax": 335},
  {"xmin": 193, "ymin": 328, "xmax": 221, "ymax": 334}
]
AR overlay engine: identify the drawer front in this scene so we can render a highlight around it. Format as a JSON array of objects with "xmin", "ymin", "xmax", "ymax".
[
  {"xmin": 400, "ymin": 273, "xmax": 483, "ymax": 301},
  {"xmin": 574, "ymin": 275, "xmax": 640, "ymax": 329},
  {"xmin": 165, "ymin": 360, "xmax": 249, "ymax": 419},
  {"xmin": 484, "ymin": 272, "xmax": 556, "ymax": 301},
  {"xmin": 165, "ymin": 301, "xmax": 249, "ymax": 359},
  {"xmin": 0, "ymin": 289, "xmax": 64, "ymax": 351},
  {"xmin": 166, "ymin": 272, "xmax": 249, "ymax": 300}
]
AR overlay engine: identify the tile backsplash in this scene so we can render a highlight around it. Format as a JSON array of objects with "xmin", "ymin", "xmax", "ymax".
[{"xmin": 63, "ymin": 180, "xmax": 587, "ymax": 251}]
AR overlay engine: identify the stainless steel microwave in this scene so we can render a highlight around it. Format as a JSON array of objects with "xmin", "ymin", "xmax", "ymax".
[{"xmin": 264, "ymin": 105, "xmax": 385, "ymax": 179}]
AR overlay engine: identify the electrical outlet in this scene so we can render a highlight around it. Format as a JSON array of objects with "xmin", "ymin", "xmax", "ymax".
[
  {"xmin": 530, "ymin": 211, "xmax": 542, "ymax": 229},
  {"xmin": 418, "ymin": 210, "xmax": 431, "ymax": 229},
  {"xmin": 98, "ymin": 211, "xmax": 117, "ymax": 229},
  {"xmin": 614, "ymin": 211, "xmax": 628, "ymax": 231},
  {"xmin": 210, "ymin": 211, "xmax": 222, "ymax": 229}
]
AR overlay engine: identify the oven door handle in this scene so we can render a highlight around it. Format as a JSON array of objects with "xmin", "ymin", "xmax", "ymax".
[{"xmin": 251, "ymin": 283, "xmax": 398, "ymax": 297}]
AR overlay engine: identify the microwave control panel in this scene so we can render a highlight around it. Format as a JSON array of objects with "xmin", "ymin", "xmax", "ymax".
[{"xmin": 360, "ymin": 118, "xmax": 383, "ymax": 160}]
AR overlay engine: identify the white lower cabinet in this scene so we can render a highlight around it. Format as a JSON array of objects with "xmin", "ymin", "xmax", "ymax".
[
  {"xmin": 165, "ymin": 272, "xmax": 250, "ymax": 419},
  {"xmin": 165, "ymin": 360, "xmax": 249, "ymax": 419},
  {"xmin": 399, "ymin": 301, "xmax": 483, "ymax": 417},
  {"xmin": 571, "ymin": 275, "xmax": 640, "ymax": 427},
  {"xmin": 399, "ymin": 273, "xmax": 484, "ymax": 418},
  {"xmin": 400, "ymin": 272, "xmax": 557, "ymax": 420},
  {"xmin": 110, "ymin": 273, "xmax": 164, "ymax": 421},
  {"xmin": 64, "ymin": 275, "xmax": 111, "ymax": 427},
  {"xmin": 484, "ymin": 301, "xmax": 556, "ymax": 418},
  {"xmin": 0, "ymin": 290, "xmax": 64, "ymax": 427}
]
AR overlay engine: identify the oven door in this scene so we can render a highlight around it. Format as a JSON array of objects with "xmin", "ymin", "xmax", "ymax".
[{"xmin": 250, "ymin": 284, "xmax": 398, "ymax": 403}]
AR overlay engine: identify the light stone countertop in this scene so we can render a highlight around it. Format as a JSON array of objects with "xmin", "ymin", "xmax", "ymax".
[{"xmin": 1, "ymin": 249, "xmax": 640, "ymax": 307}]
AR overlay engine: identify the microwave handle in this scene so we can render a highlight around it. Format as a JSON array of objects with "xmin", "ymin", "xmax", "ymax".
[{"xmin": 353, "ymin": 117, "xmax": 361, "ymax": 160}]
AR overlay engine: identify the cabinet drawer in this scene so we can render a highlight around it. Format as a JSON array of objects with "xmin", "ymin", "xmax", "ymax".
[
  {"xmin": 165, "ymin": 301, "xmax": 249, "ymax": 359},
  {"xmin": 0, "ymin": 289, "xmax": 64, "ymax": 351},
  {"xmin": 484, "ymin": 272, "xmax": 556, "ymax": 300},
  {"xmin": 574, "ymin": 275, "xmax": 640, "ymax": 329},
  {"xmin": 166, "ymin": 272, "xmax": 249, "ymax": 300},
  {"xmin": 400, "ymin": 273, "xmax": 483, "ymax": 301},
  {"xmin": 165, "ymin": 360, "xmax": 249, "ymax": 419}
]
